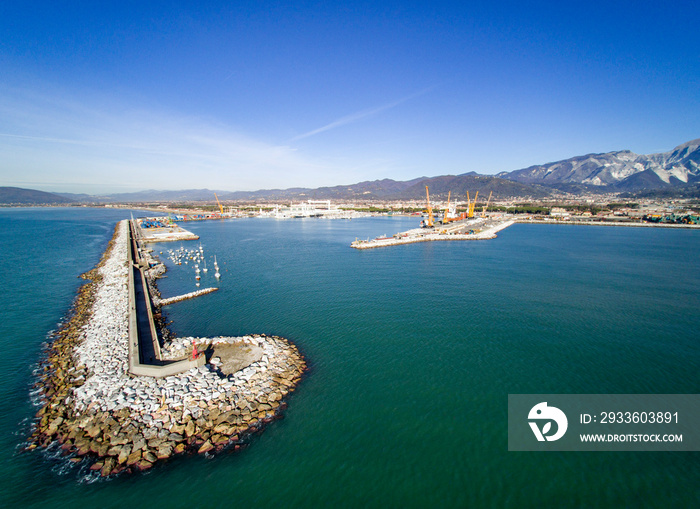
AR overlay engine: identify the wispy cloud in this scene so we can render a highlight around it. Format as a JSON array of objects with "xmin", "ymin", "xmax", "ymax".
[
  {"xmin": 0, "ymin": 85, "xmax": 337, "ymax": 193},
  {"xmin": 288, "ymin": 88, "xmax": 433, "ymax": 143}
]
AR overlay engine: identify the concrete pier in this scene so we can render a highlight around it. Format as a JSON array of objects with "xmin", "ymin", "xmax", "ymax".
[
  {"xmin": 156, "ymin": 287, "xmax": 218, "ymax": 306},
  {"xmin": 351, "ymin": 218, "xmax": 515, "ymax": 249}
]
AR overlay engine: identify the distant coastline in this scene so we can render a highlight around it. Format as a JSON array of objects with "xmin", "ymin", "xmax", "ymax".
[{"xmin": 516, "ymin": 218, "xmax": 700, "ymax": 229}]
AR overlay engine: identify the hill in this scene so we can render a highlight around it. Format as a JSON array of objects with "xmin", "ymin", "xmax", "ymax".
[{"xmin": 0, "ymin": 187, "xmax": 73, "ymax": 205}]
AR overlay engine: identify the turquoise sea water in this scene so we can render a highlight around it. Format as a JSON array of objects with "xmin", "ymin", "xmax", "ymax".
[{"xmin": 0, "ymin": 208, "xmax": 698, "ymax": 508}]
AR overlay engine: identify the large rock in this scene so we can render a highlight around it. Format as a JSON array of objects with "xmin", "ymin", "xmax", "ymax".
[
  {"xmin": 132, "ymin": 436, "xmax": 147, "ymax": 451},
  {"xmin": 143, "ymin": 451, "xmax": 157, "ymax": 463},
  {"xmin": 126, "ymin": 449, "xmax": 142, "ymax": 466},
  {"xmin": 101, "ymin": 457, "xmax": 116, "ymax": 476},
  {"xmin": 156, "ymin": 444, "xmax": 173, "ymax": 459},
  {"xmin": 197, "ymin": 440, "xmax": 214, "ymax": 454},
  {"xmin": 117, "ymin": 445, "xmax": 132, "ymax": 465}
]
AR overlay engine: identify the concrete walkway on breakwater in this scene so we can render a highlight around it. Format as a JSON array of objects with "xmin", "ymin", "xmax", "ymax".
[
  {"xmin": 30, "ymin": 219, "xmax": 306, "ymax": 476},
  {"xmin": 127, "ymin": 220, "xmax": 204, "ymax": 377},
  {"xmin": 351, "ymin": 218, "xmax": 515, "ymax": 249}
]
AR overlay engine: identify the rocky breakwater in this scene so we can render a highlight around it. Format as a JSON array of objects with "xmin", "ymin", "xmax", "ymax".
[{"xmin": 28, "ymin": 220, "xmax": 306, "ymax": 476}]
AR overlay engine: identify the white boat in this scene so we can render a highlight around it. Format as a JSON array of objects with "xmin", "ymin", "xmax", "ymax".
[{"xmin": 203, "ymin": 259, "xmax": 208, "ymax": 273}]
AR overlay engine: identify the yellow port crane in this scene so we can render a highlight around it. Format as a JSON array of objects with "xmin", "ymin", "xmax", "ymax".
[
  {"xmin": 466, "ymin": 190, "xmax": 479, "ymax": 218},
  {"xmin": 423, "ymin": 185, "xmax": 434, "ymax": 228},
  {"xmin": 214, "ymin": 193, "xmax": 224, "ymax": 214},
  {"xmin": 481, "ymin": 191, "xmax": 493, "ymax": 217}
]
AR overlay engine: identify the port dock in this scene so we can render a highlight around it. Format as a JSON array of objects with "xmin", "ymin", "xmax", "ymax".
[
  {"xmin": 351, "ymin": 217, "xmax": 515, "ymax": 249},
  {"xmin": 135, "ymin": 216, "xmax": 199, "ymax": 242}
]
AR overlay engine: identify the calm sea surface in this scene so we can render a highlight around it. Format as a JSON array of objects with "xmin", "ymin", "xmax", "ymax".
[{"xmin": 0, "ymin": 208, "xmax": 698, "ymax": 508}]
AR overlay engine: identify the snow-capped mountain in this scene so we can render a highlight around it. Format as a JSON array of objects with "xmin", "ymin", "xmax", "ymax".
[{"xmin": 499, "ymin": 138, "xmax": 700, "ymax": 190}]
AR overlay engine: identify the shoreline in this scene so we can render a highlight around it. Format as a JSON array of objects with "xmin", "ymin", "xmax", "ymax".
[
  {"xmin": 516, "ymin": 218, "xmax": 700, "ymax": 229},
  {"xmin": 28, "ymin": 220, "xmax": 306, "ymax": 476}
]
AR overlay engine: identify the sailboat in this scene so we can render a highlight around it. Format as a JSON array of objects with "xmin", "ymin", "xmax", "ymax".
[{"xmin": 203, "ymin": 259, "xmax": 208, "ymax": 273}]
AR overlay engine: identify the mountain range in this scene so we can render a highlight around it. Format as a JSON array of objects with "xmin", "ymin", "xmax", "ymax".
[
  {"xmin": 498, "ymin": 138, "xmax": 700, "ymax": 191},
  {"xmin": 2, "ymin": 138, "xmax": 698, "ymax": 204}
]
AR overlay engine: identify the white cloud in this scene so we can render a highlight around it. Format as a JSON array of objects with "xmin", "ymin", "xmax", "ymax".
[{"xmin": 0, "ymin": 85, "xmax": 335, "ymax": 193}]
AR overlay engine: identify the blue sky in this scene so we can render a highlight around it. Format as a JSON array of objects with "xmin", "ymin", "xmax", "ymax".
[{"xmin": 1, "ymin": 1, "xmax": 698, "ymax": 193}]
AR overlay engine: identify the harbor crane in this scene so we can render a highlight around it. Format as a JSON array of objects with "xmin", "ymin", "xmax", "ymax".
[
  {"xmin": 214, "ymin": 193, "xmax": 224, "ymax": 215},
  {"xmin": 422, "ymin": 185, "xmax": 434, "ymax": 228},
  {"xmin": 481, "ymin": 191, "xmax": 493, "ymax": 217},
  {"xmin": 466, "ymin": 191, "xmax": 479, "ymax": 218}
]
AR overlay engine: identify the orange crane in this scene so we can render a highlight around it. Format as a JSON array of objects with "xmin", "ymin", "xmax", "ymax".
[
  {"xmin": 422, "ymin": 185, "xmax": 434, "ymax": 228},
  {"xmin": 214, "ymin": 193, "xmax": 224, "ymax": 215},
  {"xmin": 481, "ymin": 191, "xmax": 493, "ymax": 217},
  {"xmin": 466, "ymin": 190, "xmax": 479, "ymax": 218}
]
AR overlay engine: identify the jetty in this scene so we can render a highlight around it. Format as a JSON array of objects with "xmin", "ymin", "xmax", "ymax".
[
  {"xmin": 29, "ymin": 219, "xmax": 306, "ymax": 476},
  {"xmin": 351, "ymin": 218, "xmax": 515, "ymax": 249},
  {"xmin": 155, "ymin": 287, "xmax": 218, "ymax": 306}
]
